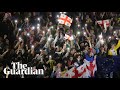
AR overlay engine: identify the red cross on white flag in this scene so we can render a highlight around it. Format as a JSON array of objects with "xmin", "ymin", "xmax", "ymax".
[
  {"xmin": 64, "ymin": 34, "xmax": 74, "ymax": 41},
  {"xmin": 58, "ymin": 14, "xmax": 72, "ymax": 27},
  {"xmin": 96, "ymin": 19, "xmax": 110, "ymax": 30},
  {"xmin": 62, "ymin": 58, "xmax": 97, "ymax": 78}
]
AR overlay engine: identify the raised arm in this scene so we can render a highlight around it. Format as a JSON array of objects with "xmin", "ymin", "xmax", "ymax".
[
  {"xmin": 1, "ymin": 49, "xmax": 9, "ymax": 57},
  {"xmin": 114, "ymin": 40, "xmax": 120, "ymax": 50}
]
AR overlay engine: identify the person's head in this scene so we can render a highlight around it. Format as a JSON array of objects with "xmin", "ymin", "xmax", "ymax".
[
  {"xmin": 5, "ymin": 39, "xmax": 9, "ymax": 45},
  {"xmin": 66, "ymin": 39, "xmax": 70, "ymax": 43},
  {"xmin": 74, "ymin": 52, "xmax": 77, "ymax": 57},
  {"xmin": 56, "ymin": 46, "xmax": 60, "ymax": 52},
  {"xmin": 70, "ymin": 57, "xmax": 73, "ymax": 61},
  {"xmin": 41, "ymin": 50, "xmax": 46, "ymax": 55},
  {"xmin": 90, "ymin": 30, "xmax": 94, "ymax": 34},
  {"xmin": 77, "ymin": 55, "xmax": 81, "ymax": 61},
  {"xmin": 85, "ymin": 45, "xmax": 89, "ymax": 50},
  {"xmin": 104, "ymin": 44, "xmax": 108, "ymax": 51},
  {"xmin": 65, "ymin": 66, "xmax": 68, "ymax": 70},
  {"xmin": 111, "ymin": 44, "xmax": 115, "ymax": 49},
  {"xmin": 70, "ymin": 48, "xmax": 75, "ymax": 55},
  {"xmin": 70, "ymin": 50, "xmax": 74, "ymax": 55},
  {"xmin": 57, "ymin": 63, "xmax": 62, "ymax": 68},
  {"xmin": 100, "ymin": 46, "xmax": 104, "ymax": 51},
  {"xmin": 110, "ymin": 41, "xmax": 116, "ymax": 50},
  {"xmin": 24, "ymin": 31, "xmax": 27, "ymax": 36},
  {"xmin": 80, "ymin": 43, "xmax": 84, "ymax": 47},
  {"xmin": 64, "ymin": 59, "xmax": 67, "ymax": 64},
  {"xmin": 59, "ymin": 47, "xmax": 62, "ymax": 51},
  {"xmin": 88, "ymin": 50, "xmax": 93, "ymax": 57}
]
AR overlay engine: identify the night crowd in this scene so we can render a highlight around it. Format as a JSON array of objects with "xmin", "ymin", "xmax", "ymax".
[{"xmin": 0, "ymin": 12, "xmax": 120, "ymax": 78}]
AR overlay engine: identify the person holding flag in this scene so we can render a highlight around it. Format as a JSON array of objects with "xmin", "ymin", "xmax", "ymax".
[{"xmin": 83, "ymin": 34, "xmax": 97, "ymax": 78}]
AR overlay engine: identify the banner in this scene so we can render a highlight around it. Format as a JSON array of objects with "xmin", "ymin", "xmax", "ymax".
[
  {"xmin": 97, "ymin": 20, "xmax": 110, "ymax": 30},
  {"xmin": 58, "ymin": 14, "xmax": 72, "ymax": 27},
  {"xmin": 63, "ymin": 58, "xmax": 97, "ymax": 78},
  {"xmin": 64, "ymin": 34, "xmax": 73, "ymax": 41}
]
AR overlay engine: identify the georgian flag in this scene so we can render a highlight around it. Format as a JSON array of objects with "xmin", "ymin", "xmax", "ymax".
[
  {"xmin": 84, "ymin": 58, "xmax": 97, "ymax": 77},
  {"xmin": 64, "ymin": 34, "xmax": 74, "ymax": 41},
  {"xmin": 63, "ymin": 67, "xmax": 75, "ymax": 78},
  {"xmin": 97, "ymin": 20, "xmax": 110, "ymax": 30},
  {"xmin": 58, "ymin": 14, "xmax": 72, "ymax": 27},
  {"xmin": 63, "ymin": 63, "xmax": 90, "ymax": 78},
  {"xmin": 63, "ymin": 57, "xmax": 97, "ymax": 78}
]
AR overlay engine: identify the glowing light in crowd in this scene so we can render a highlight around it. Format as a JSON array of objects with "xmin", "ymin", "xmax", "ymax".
[
  {"xmin": 67, "ymin": 47, "xmax": 70, "ymax": 51},
  {"xmin": 82, "ymin": 27, "xmax": 84, "ymax": 30},
  {"xmin": 49, "ymin": 55, "xmax": 52, "ymax": 58},
  {"xmin": 99, "ymin": 34, "xmax": 103, "ymax": 39},
  {"xmin": 76, "ymin": 17, "xmax": 79, "ymax": 21},
  {"xmin": 31, "ymin": 45, "xmax": 34, "ymax": 48},
  {"xmin": 32, "ymin": 26, "xmax": 35, "ymax": 30},
  {"xmin": 25, "ymin": 18, "xmax": 29, "ymax": 21},
  {"xmin": 14, "ymin": 20, "xmax": 18, "ymax": 23},
  {"xmin": 48, "ymin": 37, "xmax": 51, "ymax": 41},
  {"xmin": 19, "ymin": 37, "xmax": 22, "ymax": 41},
  {"xmin": 49, "ymin": 14, "xmax": 52, "ymax": 17},
  {"xmin": 57, "ymin": 15, "xmax": 59, "ymax": 18},
  {"xmin": 85, "ymin": 24, "xmax": 87, "ymax": 27},
  {"xmin": 100, "ymin": 39, "xmax": 104, "ymax": 44},
  {"xmin": 37, "ymin": 17, "xmax": 40, "ymax": 21},
  {"xmin": 40, "ymin": 49, "xmax": 42, "ymax": 52},
  {"xmin": 37, "ymin": 23, "xmax": 40, "ymax": 26},
  {"xmin": 114, "ymin": 31, "xmax": 116, "ymax": 34},
  {"xmin": 51, "ymin": 26, "xmax": 54, "ymax": 29},
  {"xmin": 43, "ymin": 31, "xmax": 45, "ymax": 34},
  {"xmin": 27, "ymin": 33, "xmax": 30, "ymax": 36},
  {"xmin": 37, "ymin": 26, "xmax": 40, "ymax": 29},
  {"xmin": 57, "ymin": 27, "xmax": 59, "ymax": 30},
  {"xmin": 116, "ymin": 38, "xmax": 119, "ymax": 40},
  {"xmin": 109, "ymin": 36, "xmax": 111, "ymax": 39},
  {"xmin": 48, "ymin": 29, "xmax": 50, "ymax": 32},
  {"xmin": 18, "ymin": 28, "xmax": 21, "ymax": 31},
  {"xmin": 84, "ymin": 32, "xmax": 86, "ymax": 35},
  {"xmin": 77, "ymin": 31, "xmax": 80, "ymax": 35},
  {"xmin": 78, "ymin": 24, "xmax": 80, "ymax": 27},
  {"xmin": 60, "ymin": 12, "xmax": 66, "ymax": 14}
]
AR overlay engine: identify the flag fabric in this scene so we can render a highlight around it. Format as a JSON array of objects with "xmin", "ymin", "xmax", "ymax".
[
  {"xmin": 84, "ymin": 58, "xmax": 97, "ymax": 77},
  {"xmin": 96, "ymin": 20, "xmax": 110, "ymax": 30},
  {"xmin": 64, "ymin": 34, "xmax": 70, "ymax": 40},
  {"xmin": 63, "ymin": 67, "xmax": 75, "ymax": 78},
  {"xmin": 63, "ymin": 63, "xmax": 90, "ymax": 78},
  {"xmin": 58, "ymin": 14, "xmax": 72, "ymax": 27},
  {"xmin": 62, "ymin": 57, "xmax": 97, "ymax": 78},
  {"xmin": 64, "ymin": 34, "xmax": 73, "ymax": 41},
  {"xmin": 104, "ymin": 21, "xmax": 107, "ymax": 30}
]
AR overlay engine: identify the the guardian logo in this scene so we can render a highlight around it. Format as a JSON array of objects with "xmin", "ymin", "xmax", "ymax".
[{"xmin": 4, "ymin": 62, "xmax": 44, "ymax": 76}]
